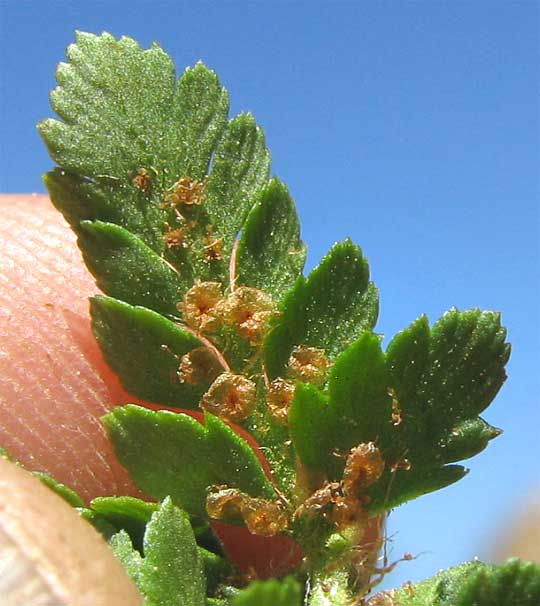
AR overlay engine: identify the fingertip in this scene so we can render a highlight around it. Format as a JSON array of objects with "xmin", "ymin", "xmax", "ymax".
[
  {"xmin": 0, "ymin": 456, "xmax": 143, "ymax": 605},
  {"xmin": 0, "ymin": 195, "xmax": 141, "ymax": 501}
]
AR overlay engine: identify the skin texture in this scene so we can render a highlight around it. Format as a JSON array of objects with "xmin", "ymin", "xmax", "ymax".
[{"xmin": 0, "ymin": 195, "xmax": 144, "ymax": 502}]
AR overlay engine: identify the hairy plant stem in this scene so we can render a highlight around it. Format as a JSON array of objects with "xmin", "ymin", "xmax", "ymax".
[{"xmin": 299, "ymin": 518, "xmax": 385, "ymax": 606}]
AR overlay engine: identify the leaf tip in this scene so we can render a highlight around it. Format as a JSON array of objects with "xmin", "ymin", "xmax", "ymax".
[{"xmin": 490, "ymin": 426, "xmax": 503, "ymax": 440}]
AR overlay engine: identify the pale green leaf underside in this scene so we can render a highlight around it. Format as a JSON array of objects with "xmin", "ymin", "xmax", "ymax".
[
  {"xmin": 110, "ymin": 530, "xmax": 143, "ymax": 582},
  {"xmin": 104, "ymin": 405, "xmax": 276, "ymax": 519},
  {"xmin": 92, "ymin": 496, "xmax": 228, "ymax": 591},
  {"xmin": 110, "ymin": 498, "xmax": 206, "ymax": 606},
  {"xmin": 40, "ymin": 32, "xmax": 227, "ymax": 186},
  {"xmin": 140, "ymin": 497, "xmax": 206, "ymax": 606},
  {"xmin": 40, "ymin": 31, "xmax": 270, "ymax": 291}
]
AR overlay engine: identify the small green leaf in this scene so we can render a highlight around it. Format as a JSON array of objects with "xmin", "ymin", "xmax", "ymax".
[
  {"xmin": 427, "ymin": 309, "xmax": 509, "ymax": 417},
  {"xmin": 44, "ymin": 168, "xmax": 119, "ymax": 232},
  {"xmin": 78, "ymin": 507, "xmax": 118, "ymax": 539},
  {"xmin": 111, "ymin": 498, "xmax": 207, "ymax": 606},
  {"xmin": 387, "ymin": 559, "xmax": 540, "ymax": 606},
  {"xmin": 40, "ymin": 33, "xmax": 227, "ymax": 188},
  {"xmin": 264, "ymin": 240, "xmax": 378, "ymax": 379},
  {"xmin": 384, "ymin": 314, "xmax": 430, "ymax": 445},
  {"xmin": 103, "ymin": 498, "xmax": 229, "ymax": 592},
  {"xmin": 438, "ymin": 418, "xmax": 501, "ymax": 464},
  {"xmin": 385, "ymin": 309, "xmax": 509, "ymax": 468},
  {"xmin": 171, "ymin": 62, "xmax": 230, "ymax": 181},
  {"xmin": 326, "ymin": 332, "xmax": 390, "ymax": 457},
  {"xmin": 79, "ymin": 221, "xmax": 187, "ymax": 315},
  {"xmin": 40, "ymin": 32, "xmax": 173, "ymax": 178},
  {"xmin": 236, "ymin": 178, "xmax": 306, "ymax": 299},
  {"xmin": 455, "ymin": 558, "xmax": 540, "ymax": 606},
  {"xmin": 232, "ymin": 576, "xmax": 302, "ymax": 606},
  {"xmin": 104, "ymin": 406, "xmax": 211, "ymax": 517},
  {"xmin": 204, "ymin": 413, "xmax": 272, "ymax": 497},
  {"xmin": 104, "ymin": 405, "xmax": 276, "ymax": 518},
  {"xmin": 90, "ymin": 295, "xmax": 208, "ymax": 408},
  {"xmin": 368, "ymin": 308, "xmax": 508, "ymax": 512},
  {"xmin": 140, "ymin": 497, "xmax": 206, "ymax": 606},
  {"xmin": 33, "ymin": 472, "xmax": 85, "ymax": 508},
  {"xmin": 291, "ymin": 310, "xmax": 508, "ymax": 510},
  {"xmin": 109, "ymin": 530, "xmax": 143, "ymax": 584},
  {"xmin": 91, "ymin": 496, "xmax": 158, "ymax": 551},
  {"xmin": 382, "ymin": 561, "xmax": 483, "ymax": 606}
]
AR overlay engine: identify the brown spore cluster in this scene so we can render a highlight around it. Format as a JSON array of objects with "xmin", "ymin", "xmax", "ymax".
[
  {"xmin": 287, "ymin": 345, "xmax": 330, "ymax": 387},
  {"xmin": 295, "ymin": 442, "xmax": 385, "ymax": 531},
  {"xmin": 201, "ymin": 372, "xmax": 257, "ymax": 423},
  {"xmin": 179, "ymin": 281, "xmax": 223, "ymax": 333},
  {"xmin": 266, "ymin": 378, "xmax": 296, "ymax": 425},
  {"xmin": 163, "ymin": 176, "xmax": 206, "ymax": 209},
  {"xmin": 178, "ymin": 347, "xmax": 222, "ymax": 385},
  {"xmin": 206, "ymin": 487, "xmax": 288, "ymax": 537}
]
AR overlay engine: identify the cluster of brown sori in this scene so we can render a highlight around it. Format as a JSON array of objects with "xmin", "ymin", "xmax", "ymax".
[
  {"xmin": 205, "ymin": 441, "xmax": 385, "ymax": 539},
  {"xmin": 148, "ymin": 176, "xmax": 387, "ymax": 539},
  {"xmin": 133, "ymin": 172, "xmax": 225, "ymax": 262},
  {"xmin": 295, "ymin": 443, "xmax": 384, "ymax": 529},
  {"xmin": 178, "ymin": 279, "xmax": 328, "ymax": 426}
]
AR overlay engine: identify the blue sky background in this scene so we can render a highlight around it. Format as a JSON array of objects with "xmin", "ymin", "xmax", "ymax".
[{"xmin": 1, "ymin": 0, "xmax": 538, "ymax": 591}]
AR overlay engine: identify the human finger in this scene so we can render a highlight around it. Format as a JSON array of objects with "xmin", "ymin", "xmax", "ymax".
[
  {"xmin": 0, "ymin": 194, "xmax": 143, "ymax": 502},
  {"xmin": 0, "ymin": 455, "xmax": 141, "ymax": 605}
]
